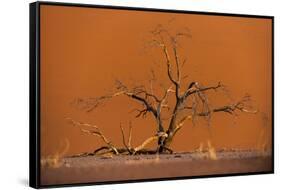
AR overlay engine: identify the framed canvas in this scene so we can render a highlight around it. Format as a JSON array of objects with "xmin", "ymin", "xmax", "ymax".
[{"xmin": 29, "ymin": 1, "xmax": 274, "ymax": 188}]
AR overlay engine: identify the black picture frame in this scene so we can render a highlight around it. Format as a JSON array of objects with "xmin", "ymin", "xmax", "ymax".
[{"xmin": 29, "ymin": 1, "xmax": 274, "ymax": 188}]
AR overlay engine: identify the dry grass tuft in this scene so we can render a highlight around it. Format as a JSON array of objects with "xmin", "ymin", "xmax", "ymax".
[
  {"xmin": 195, "ymin": 140, "xmax": 217, "ymax": 160},
  {"xmin": 207, "ymin": 140, "xmax": 217, "ymax": 160},
  {"xmin": 41, "ymin": 139, "xmax": 70, "ymax": 168}
]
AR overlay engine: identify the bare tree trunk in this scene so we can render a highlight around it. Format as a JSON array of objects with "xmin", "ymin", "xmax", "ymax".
[{"xmin": 158, "ymin": 101, "xmax": 181, "ymax": 153}]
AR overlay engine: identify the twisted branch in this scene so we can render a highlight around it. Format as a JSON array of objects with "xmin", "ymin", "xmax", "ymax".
[{"xmin": 66, "ymin": 118, "xmax": 119, "ymax": 155}]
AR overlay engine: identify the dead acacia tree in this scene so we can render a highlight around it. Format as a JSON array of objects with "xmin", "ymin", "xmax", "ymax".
[{"xmin": 70, "ymin": 24, "xmax": 257, "ymax": 155}]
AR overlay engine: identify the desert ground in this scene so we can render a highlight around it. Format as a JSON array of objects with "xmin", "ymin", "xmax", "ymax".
[{"xmin": 41, "ymin": 150, "xmax": 272, "ymax": 186}]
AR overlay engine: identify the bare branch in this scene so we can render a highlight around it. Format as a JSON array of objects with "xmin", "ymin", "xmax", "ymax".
[
  {"xmin": 134, "ymin": 89, "xmax": 161, "ymax": 103},
  {"xmin": 172, "ymin": 45, "xmax": 181, "ymax": 82},
  {"xmin": 134, "ymin": 108, "xmax": 149, "ymax": 118},
  {"xmin": 120, "ymin": 124, "xmax": 131, "ymax": 153},
  {"xmin": 196, "ymin": 95, "xmax": 258, "ymax": 117},
  {"xmin": 129, "ymin": 93, "xmax": 158, "ymax": 117},
  {"xmin": 128, "ymin": 122, "xmax": 133, "ymax": 148},
  {"xmin": 134, "ymin": 136, "xmax": 158, "ymax": 153},
  {"xmin": 173, "ymin": 116, "xmax": 188, "ymax": 136},
  {"xmin": 93, "ymin": 146, "xmax": 112, "ymax": 155},
  {"xmin": 162, "ymin": 45, "xmax": 180, "ymax": 88},
  {"xmin": 66, "ymin": 118, "xmax": 119, "ymax": 155},
  {"xmin": 182, "ymin": 82, "xmax": 222, "ymax": 100},
  {"xmin": 149, "ymin": 26, "xmax": 180, "ymax": 94},
  {"xmin": 134, "ymin": 131, "xmax": 168, "ymax": 154}
]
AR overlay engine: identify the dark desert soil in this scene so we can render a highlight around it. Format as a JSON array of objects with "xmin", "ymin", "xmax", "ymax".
[{"xmin": 41, "ymin": 150, "xmax": 272, "ymax": 186}]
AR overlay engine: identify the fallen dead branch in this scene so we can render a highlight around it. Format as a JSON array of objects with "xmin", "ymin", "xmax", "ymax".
[{"xmin": 67, "ymin": 118, "xmax": 170, "ymax": 156}]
